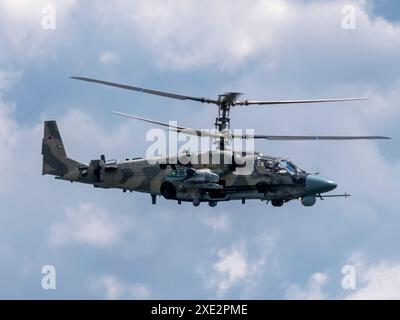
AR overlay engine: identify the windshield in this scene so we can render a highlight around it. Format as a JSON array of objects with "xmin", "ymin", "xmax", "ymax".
[
  {"xmin": 254, "ymin": 157, "xmax": 302, "ymax": 175},
  {"xmin": 279, "ymin": 160, "xmax": 297, "ymax": 174}
]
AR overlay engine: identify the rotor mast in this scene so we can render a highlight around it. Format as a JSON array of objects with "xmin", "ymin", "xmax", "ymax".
[
  {"xmin": 215, "ymin": 99, "xmax": 230, "ymax": 151},
  {"xmin": 214, "ymin": 92, "xmax": 242, "ymax": 150}
]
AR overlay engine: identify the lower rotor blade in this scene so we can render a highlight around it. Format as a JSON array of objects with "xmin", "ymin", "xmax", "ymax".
[{"xmin": 112, "ymin": 111, "xmax": 223, "ymax": 139}]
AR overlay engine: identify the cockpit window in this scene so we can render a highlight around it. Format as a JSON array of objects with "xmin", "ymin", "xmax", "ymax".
[
  {"xmin": 255, "ymin": 156, "xmax": 302, "ymax": 175},
  {"xmin": 280, "ymin": 160, "xmax": 297, "ymax": 174}
]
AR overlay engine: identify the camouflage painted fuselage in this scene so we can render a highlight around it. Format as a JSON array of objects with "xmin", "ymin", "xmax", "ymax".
[{"xmin": 42, "ymin": 121, "xmax": 337, "ymax": 207}]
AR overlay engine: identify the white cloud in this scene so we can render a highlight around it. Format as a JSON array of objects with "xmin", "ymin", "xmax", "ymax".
[
  {"xmin": 88, "ymin": 0, "xmax": 400, "ymax": 71},
  {"xmin": 344, "ymin": 253, "xmax": 400, "ymax": 300},
  {"xmin": 285, "ymin": 272, "xmax": 329, "ymax": 300},
  {"xmin": 201, "ymin": 213, "xmax": 230, "ymax": 232},
  {"xmin": 285, "ymin": 254, "xmax": 400, "ymax": 300},
  {"xmin": 0, "ymin": 1, "xmax": 77, "ymax": 62},
  {"xmin": 49, "ymin": 202, "xmax": 131, "ymax": 247},
  {"xmin": 128, "ymin": 0, "xmax": 291, "ymax": 70},
  {"xmin": 212, "ymin": 243, "xmax": 249, "ymax": 293},
  {"xmin": 98, "ymin": 51, "xmax": 120, "ymax": 66},
  {"xmin": 204, "ymin": 233, "xmax": 278, "ymax": 297},
  {"xmin": 2, "ymin": 0, "xmax": 400, "ymax": 73},
  {"xmin": 88, "ymin": 274, "xmax": 151, "ymax": 300}
]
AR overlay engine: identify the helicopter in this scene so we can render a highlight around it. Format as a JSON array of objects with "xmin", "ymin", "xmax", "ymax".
[{"xmin": 41, "ymin": 76, "xmax": 390, "ymax": 207}]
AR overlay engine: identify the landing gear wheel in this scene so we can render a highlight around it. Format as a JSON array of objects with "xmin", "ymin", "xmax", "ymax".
[
  {"xmin": 208, "ymin": 201, "xmax": 217, "ymax": 207},
  {"xmin": 271, "ymin": 199, "xmax": 284, "ymax": 207},
  {"xmin": 193, "ymin": 199, "xmax": 200, "ymax": 207}
]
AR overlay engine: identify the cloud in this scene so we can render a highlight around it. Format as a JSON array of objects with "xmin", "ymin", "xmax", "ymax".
[
  {"xmin": 285, "ymin": 272, "xmax": 329, "ymax": 300},
  {"xmin": 212, "ymin": 243, "xmax": 249, "ymax": 294},
  {"xmin": 49, "ymin": 202, "xmax": 131, "ymax": 247},
  {"xmin": 128, "ymin": 0, "xmax": 292, "ymax": 70},
  {"xmin": 87, "ymin": 274, "xmax": 151, "ymax": 299},
  {"xmin": 201, "ymin": 213, "xmax": 230, "ymax": 232},
  {"xmin": 0, "ymin": 0, "xmax": 78, "ymax": 63},
  {"xmin": 346, "ymin": 263, "xmax": 400, "ymax": 299},
  {"xmin": 98, "ymin": 51, "xmax": 120, "ymax": 66},
  {"xmin": 203, "ymin": 232, "xmax": 278, "ymax": 297},
  {"xmin": 86, "ymin": 0, "xmax": 400, "ymax": 72},
  {"xmin": 2, "ymin": 0, "xmax": 400, "ymax": 74},
  {"xmin": 344, "ymin": 253, "xmax": 400, "ymax": 300},
  {"xmin": 285, "ymin": 253, "xmax": 400, "ymax": 300}
]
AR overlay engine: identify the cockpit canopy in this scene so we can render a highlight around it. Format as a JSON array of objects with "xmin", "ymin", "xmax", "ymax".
[
  {"xmin": 255, "ymin": 155, "xmax": 303, "ymax": 175},
  {"xmin": 278, "ymin": 159, "xmax": 299, "ymax": 174}
]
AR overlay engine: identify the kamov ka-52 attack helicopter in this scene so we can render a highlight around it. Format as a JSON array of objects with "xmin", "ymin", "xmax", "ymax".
[{"xmin": 42, "ymin": 77, "xmax": 390, "ymax": 207}]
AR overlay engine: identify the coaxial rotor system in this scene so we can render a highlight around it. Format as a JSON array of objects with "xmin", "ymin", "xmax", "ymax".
[{"xmin": 71, "ymin": 76, "xmax": 390, "ymax": 149}]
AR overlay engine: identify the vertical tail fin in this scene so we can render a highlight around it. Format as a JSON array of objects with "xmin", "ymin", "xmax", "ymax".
[{"xmin": 42, "ymin": 121, "xmax": 82, "ymax": 176}]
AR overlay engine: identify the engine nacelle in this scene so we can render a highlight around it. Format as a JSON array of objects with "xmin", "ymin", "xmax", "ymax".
[
  {"xmin": 189, "ymin": 169, "xmax": 219, "ymax": 184},
  {"xmin": 301, "ymin": 195, "xmax": 316, "ymax": 207},
  {"xmin": 166, "ymin": 168, "xmax": 219, "ymax": 184}
]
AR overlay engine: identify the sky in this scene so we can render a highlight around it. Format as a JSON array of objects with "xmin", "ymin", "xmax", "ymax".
[{"xmin": 0, "ymin": 0, "xmax": 400, "ymax": 299}]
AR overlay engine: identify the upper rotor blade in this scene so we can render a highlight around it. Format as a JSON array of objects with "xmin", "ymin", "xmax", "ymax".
[
  {"xmin": 71, "ymin": 76, "xmax": 219, "ymax": 105},
  {"xmin": 112, "ymin": 111, "xmax": 224, "ymax": 139},
  {"xmin": 234, "ymin": 97, "xmax": 367, "ymax": 106},
  {"xmin": 233, "ymin": 134, "xmax": 390, "ymax": 140}
]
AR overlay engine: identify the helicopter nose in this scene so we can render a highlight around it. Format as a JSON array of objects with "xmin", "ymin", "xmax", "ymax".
[{"xmin": 305, "ymin": 175, "xmax": 337, "ymax": 194}]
